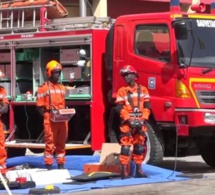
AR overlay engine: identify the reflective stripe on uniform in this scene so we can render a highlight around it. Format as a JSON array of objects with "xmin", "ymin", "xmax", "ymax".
[
  {"xmin": 37, "ymin": 89, "xmax": 65, "ymax": 98},
  {"xmin": 116, "ymin": 93, "xmax": 150, "ymax": 102},
  {"xmin": 56, "ymin": 153, "xmax": 65, "ymax": 158},
  {"xmin": 44, "ymin": 154, "xmax": 53, "ymax": 158}
]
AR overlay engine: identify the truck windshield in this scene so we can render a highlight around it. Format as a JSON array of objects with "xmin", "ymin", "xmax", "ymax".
[{"xmin": 177, "ymin": 18, "xmax": 215, "ymax": 67}]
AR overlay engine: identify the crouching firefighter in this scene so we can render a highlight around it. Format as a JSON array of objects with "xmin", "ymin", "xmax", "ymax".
[
  {"xmin": 115, "ymin": 65, "xmax": 151, "ymax": 179},
  {"xmin": 36, "ymin": 60, "xmax": 68, "ymax": 170}
]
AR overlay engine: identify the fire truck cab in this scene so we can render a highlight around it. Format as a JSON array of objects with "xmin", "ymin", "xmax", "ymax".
[{"xmin": 107, "ymin": 0, "xmax": 215, "ymax": 166}]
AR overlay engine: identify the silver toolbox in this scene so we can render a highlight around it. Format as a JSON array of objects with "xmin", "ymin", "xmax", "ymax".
[
  {"xmin": 66, "ymin": 86, "xmax": 90, "ymax": 96},
  {"xmin": 62, "ymin": 67, "xmax": 82, "ymax": 80},
  {"xmin": 60, "ymin": 49, "xmax": 80, "ymax": 64}
]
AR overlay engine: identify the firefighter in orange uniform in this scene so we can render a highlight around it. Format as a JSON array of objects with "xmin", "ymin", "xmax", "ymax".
[
  {"xmin": 115, "ymin": 65, "xmax": 151, "ymax": 178},
  {"xmin": 0, "ymin": 71, "xmax": 9, "ymax": 171},
  {"xmin": 36, "ymin": 60, "xmax": 68, "ymax": 170}
]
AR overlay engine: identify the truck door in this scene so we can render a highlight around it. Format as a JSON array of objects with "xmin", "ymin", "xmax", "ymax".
[{"xmin": 130, "ymin": 19, "xmax": 176, "ymax": 121}]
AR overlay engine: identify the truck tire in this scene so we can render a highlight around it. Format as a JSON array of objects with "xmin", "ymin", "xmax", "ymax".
[
  {"xmin": 144, "ymin": 121, "xmax": 164, "ymax": 165},
  {"xmin": 7, "ymin": 148, "xmax": 26, "ymax": 158},
  {"xmin": 199, "ymin": 138, "xmax": 215, "ymax": 167}
]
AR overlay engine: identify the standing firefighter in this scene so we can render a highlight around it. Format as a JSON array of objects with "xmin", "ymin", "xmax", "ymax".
[
  {"xmin": 0, "ymin": 70, "xmax": 9, "ymax": 172},
  {"xmin": 36, "ymin": 60, "xmax": 68, "ymax": 170},
  {"xmin": 115, "ymin": 65, "xmax": 151, "ymax": 178}
]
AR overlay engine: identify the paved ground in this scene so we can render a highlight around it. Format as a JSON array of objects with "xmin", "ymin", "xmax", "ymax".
[{"xmin": 68, "ymin": 177, "xmax": 215, "ymax": 195}]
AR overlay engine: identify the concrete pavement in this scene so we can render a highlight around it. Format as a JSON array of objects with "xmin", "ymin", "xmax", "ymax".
[{"xmin": 68, "ymin": 177, "xmax": 215, "ymax": 195}]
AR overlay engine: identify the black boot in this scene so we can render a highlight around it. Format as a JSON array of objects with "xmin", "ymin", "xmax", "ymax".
[
  {"xmin": 58, "ymin": 164, "xmax": 65, "ymax": 169},
  {"xmin": 121, "ymin": 164, "xmax": 130, "ymax": 179},
  {"xmin": 45, "ymin": 164, "xmax": 52, "ymax": 170},
  {"xmin": 135, "ymin": 164, "xmax": 147, "ymax": 178}
]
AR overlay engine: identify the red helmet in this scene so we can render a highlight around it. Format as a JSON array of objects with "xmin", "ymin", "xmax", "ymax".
[{"xmin": 120, "ymin": 65, "xmax": 139, "ymax": 77}]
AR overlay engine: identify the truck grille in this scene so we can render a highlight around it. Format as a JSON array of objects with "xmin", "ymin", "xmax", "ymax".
[{"xmin": 196, "ymin": 90, "xmax": 215, "ymax": 104}]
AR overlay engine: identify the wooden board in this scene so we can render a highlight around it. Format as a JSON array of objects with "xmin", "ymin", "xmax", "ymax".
[
  {"xmin": 5, "ymin": 142, "xmax": 91, "ymax": 150},
  {"xmin": 99, "ymin": 143, "xmax": 121, "ymax": 165}
]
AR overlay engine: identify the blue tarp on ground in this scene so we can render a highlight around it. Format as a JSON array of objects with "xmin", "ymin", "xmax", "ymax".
[{"xmin": 0, "ymin": 155, "xmax": 189, "ymax": 194}]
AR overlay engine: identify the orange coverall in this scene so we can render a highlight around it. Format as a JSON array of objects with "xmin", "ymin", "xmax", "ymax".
[
  {"xmin": 115, "ymin": 83, "xmax": 150, "ymax": 165},
  {"xmin": 0, "ymin": 87, "xmax": 9, "ymax": 169},
  {"xmin": 36, "ymin": 81, "xmax": 68, "ymax": 165}
]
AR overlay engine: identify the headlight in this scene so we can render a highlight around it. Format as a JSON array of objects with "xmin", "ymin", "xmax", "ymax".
[{"xmin": 204, "ymin": 113, "xmax": 215, "ymax": 124}]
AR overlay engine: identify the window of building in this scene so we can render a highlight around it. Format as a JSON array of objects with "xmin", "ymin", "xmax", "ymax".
[{"xmin": 135, "ymin": 25, "xmax": 170, "ymax": 62}]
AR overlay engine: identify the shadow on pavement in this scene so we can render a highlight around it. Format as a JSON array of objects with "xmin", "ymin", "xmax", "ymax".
[{"xmin": 159, "ymin": 158, "xmax": 215, "ymax": 174}]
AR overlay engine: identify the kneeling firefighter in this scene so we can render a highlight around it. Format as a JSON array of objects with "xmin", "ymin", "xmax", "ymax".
[
  {"xmin": 36, "ymin": 60, "xmax": 68, "ymax": 170},
  {"xmin": 115, "ymin": 65, "xmax": 151, "ymax": 178}
]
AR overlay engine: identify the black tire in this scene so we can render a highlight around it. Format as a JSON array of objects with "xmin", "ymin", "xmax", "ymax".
[
  {"xmin": 145, "ymin": 121, "xmax": 164, "ymax": 165},
  {"xmin": 7, "ymin": 148, "xmax": 26, "ymax": 158},
  {"xmin": 199, "ymin": 138, "xmax": 215, "ymax": 167}
]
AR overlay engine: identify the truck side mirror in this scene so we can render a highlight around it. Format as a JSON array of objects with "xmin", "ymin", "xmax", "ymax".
[{"xmin": 172, "ymin": 20, "xmax": 188, "ymax": 40}]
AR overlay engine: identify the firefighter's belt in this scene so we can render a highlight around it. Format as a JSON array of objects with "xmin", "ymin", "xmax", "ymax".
[
  {"xmin": 50, "ymin": 108, "xmax": 76, "ymax": 122},
  {"xmin": 129, "ymin": 112, "xmax": 142, "ymax": 117}
]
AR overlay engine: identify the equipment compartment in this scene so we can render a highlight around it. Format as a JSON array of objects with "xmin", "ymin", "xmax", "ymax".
[
  {"xmin": 60, "ymin": 49, "xmax": 80, "ymax": 64},
  {"xmin": 0, "ymin": 52, "xmax": 10, "ymax": 63},
  {"xmin": 62, "ymin": 66, "xmax": 82, "ymax": 80}
]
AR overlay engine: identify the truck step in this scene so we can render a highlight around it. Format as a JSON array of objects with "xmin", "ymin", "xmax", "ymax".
[{"xmin": 5, "ymin": 141, "xmax": 91, "ymax": 150}]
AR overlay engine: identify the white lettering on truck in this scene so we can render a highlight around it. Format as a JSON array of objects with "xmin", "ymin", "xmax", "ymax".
[
  {"xmin": 196, "ymin": 20, "xmax": 215, "ymax": 28},
  {"xmin": 21, "ymin": 34, "xmax": 34, "ymax": 38}
]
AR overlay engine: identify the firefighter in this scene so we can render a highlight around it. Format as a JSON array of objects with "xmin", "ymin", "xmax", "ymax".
[
  {"xmin": 36, "ymin": 60, "xmax": 68, "ymax": 170},
  {"xmin": 115, "ymin": 65, "xmax": 151, "ymax": 179},
  {"xmin": 0, "ymin": 70, "xmax": 9, "ymax": 172}
]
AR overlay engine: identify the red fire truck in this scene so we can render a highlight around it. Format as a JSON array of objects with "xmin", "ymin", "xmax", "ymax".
[{"xmin": 2, "ymin": 0, "xmax": 215, "ymax": 167}]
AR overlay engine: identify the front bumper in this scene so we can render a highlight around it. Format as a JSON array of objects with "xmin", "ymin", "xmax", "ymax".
[{"xmin": 175, "ymin": 108, "xmax": 215, "ymax": 127}]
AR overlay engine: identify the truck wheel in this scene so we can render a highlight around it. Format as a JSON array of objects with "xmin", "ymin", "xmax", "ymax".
[
  {"xmin": 7, "ymin": 148, "xmax": 26, "ymax": 158},
  {"xmin": 199, "ymin": 138, "xmax": 215, "ymax": 167},
  {"xmin": 144, "ymin": 121, "xmax": 164, "ymax": 165}
]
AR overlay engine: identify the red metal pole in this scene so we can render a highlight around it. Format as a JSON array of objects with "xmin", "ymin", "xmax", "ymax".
[{"xmin": 40, "ymin": 6, "xmax": 48, "ymax": 32}]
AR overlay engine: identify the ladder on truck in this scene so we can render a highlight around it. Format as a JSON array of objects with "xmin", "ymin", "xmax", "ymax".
[{"xmin": 0, "ymin": 2, "xmax": 113, "ymax": 34}]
